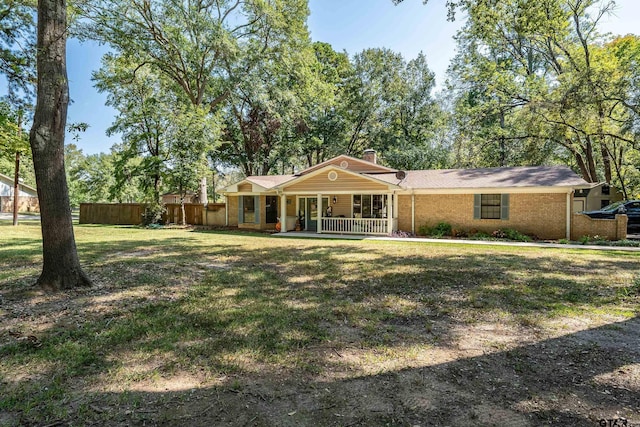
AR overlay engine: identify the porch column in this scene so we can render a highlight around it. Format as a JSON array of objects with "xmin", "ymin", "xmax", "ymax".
[
  {"xmin": 317, "ymin": 193, "xmax": 323, "ymax": 233},
  {"xmin": 225, "ymin": 195, "xmax": 229, "ymax": 226},
  {"xmin": 393, "ymin": 193, "xmax": 398, "ymax": 220},
  {"xmin": 280, "ymin": 193, "xmax": 288, "ymax": 233},
  {"xmin": 386, "ymin": 193, "xmax": 393, "ymax": 235},
  {"xmin": 411, "ymin": 193, "xmax": 416, "ymax": 234},
  {"xmin": 566, "ymin": 191, "xmax": 572, "ymax": 240}
]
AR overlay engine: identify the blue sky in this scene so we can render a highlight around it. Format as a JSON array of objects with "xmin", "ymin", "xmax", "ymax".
[{"xmin": 57, "ymin": 0, "xmax": 640, "ymax": 154}]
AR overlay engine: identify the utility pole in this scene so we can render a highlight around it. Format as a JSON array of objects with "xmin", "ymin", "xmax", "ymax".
[{"xmin": 12, "ymin": 111, "xmax": 22, "ymax": 226}]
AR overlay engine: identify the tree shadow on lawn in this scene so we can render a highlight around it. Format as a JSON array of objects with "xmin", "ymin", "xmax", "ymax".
[
  {"xmin": 1, "ymin": 232, "xmax": 639, "ymax": 425},
  {"xmin": 3, "ymin": 315, "xmax": 638, "ymax": 426}
]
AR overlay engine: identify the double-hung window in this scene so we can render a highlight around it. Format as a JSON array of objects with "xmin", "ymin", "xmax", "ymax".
[{"xmin": 474, "ymin": 194, "xmax": 509, "ymax": 220}]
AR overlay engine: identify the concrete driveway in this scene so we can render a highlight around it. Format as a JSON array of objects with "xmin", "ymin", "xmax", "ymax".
[
  {"xmin": 0, "ymin": 212, "xmax": 80, "ymax": 222},
  {"xmin": 0, "ymin": 212, "xmax": 41, "ymax": 221}
]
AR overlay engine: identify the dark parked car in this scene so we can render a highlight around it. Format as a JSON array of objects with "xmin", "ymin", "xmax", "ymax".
[{"xmin": 582, "ymin": 200, "xmax": 640, "ymax": 232}]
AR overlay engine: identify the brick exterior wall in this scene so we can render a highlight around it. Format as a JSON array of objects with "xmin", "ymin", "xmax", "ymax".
[
  {"xmin": 227, "ymin": 196, "xmax": 238, "ymax": 226},
  {"xmin": 204, "ymin": 203, "xmax": 226, "ymax": 226},
  {"xmin": 228, "ymin": 192, "xmax": 630, "ymax": 240},
  {"xmin": 571, "ymin": 213, "xmax": 627, "ymax": 240},
  {"xmin": 397, "ymin": 195, "xmax": 413, "ymax": 232},
  {"xmin": 0, "ymin": 196, "xmax": 39, "ymax": 213},
  {"xmin": 228, "ymin": 195, "xmax": 297, "ymax": 230},
  {"xmin": 398, "ymin": 193, "xmax": 569, "ymax": 239}
]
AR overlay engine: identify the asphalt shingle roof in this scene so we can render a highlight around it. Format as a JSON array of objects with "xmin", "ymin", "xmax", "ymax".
[
  {"xmin": 246, "ymin": 175, "xmax": 296, "ymax": 189},
  {"xmin": 374, "ymin": 165, "xmax": 589, "ymax": 189}
]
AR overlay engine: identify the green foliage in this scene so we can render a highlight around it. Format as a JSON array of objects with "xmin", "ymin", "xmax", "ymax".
[
  {"xmin": 86, "ymin": 0, "xmax": 317, "ymax": 181},
  {"xmin": 444, "ymin": 0, "xmax": 640, "ymax": 197},
  {"xmin": 65, "ymin": 144, "xmax": 143, "ymax": 207},
  {"xmin": 418, "ymin": 221, "xmax": 452, "ymax": 237},
  {"xmin": 296, "ymin": 42, "xmax": 353, "ymax": 168},
  {"xmin": 339, "ymin": 49, "xmax": 448, "ymax": 169},
  {"xmin": 469, "ymin": 230, "xmax": 491, "ymax": 239},
  {"xmin": 0, "ymin": 0, "xmax": 35, "ymax": 94},
  {"xmin": 491, "ymin": 228, "xmax": 532, "ymax": 242},
  {"xmin": 141, "ymin": 202, "xmax": 166, "ymax": 226},
  {"xmin": 166, "ymin": 104, "xmax": 217, "ymax": 203},
  {"xmin": 0, "ymin": 102, "xmax": 29, "ymax": 155}
]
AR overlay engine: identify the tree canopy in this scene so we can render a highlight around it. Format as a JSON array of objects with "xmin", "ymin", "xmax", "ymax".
[{"xmin": 51, "ymin": 0, "xmax": 640, "ymax": 202}]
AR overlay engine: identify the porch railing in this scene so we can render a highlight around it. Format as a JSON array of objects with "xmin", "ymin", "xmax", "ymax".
[{"xmin": 321, "ymin": 217, "xmax": 389, "ymax": 235}]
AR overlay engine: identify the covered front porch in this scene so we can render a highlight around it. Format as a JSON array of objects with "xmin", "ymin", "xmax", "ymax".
[{"xmin": 279, "ymin": 192, "xmax": 399, "ymax": 236}]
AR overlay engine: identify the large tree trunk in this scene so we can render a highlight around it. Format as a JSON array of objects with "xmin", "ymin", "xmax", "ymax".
[{"xmin": 29, "ymin": 0, "xmax": 91, "ymax": 290}]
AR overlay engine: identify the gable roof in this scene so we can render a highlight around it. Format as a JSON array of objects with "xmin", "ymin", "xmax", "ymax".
[
  {"xmin": 278, "ymin": 164, "xmax": 401, "ymax": 192},
  {"xmin": 247, "ymin": 174, "xmax": 296, "ymax": 189},
  {"xmin": 222, "ymin": 174, "xmax": 295, "ymax": 193},
  {"xmin": 374, "ymin": 165, "xmax": 589, "ymax": 190},
  {"xmin": 297, "ymin": 154, "xmax": 397, "ymax": 175},
  {"xmin": 222, "ymin": 157, "xmax": 590, "ymax": 194}
]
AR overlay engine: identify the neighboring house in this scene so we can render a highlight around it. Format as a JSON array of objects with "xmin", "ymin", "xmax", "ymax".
[
  {"xmin": 161, "ymin": 191, "xmax": 197, "ymax": 204},
  {"xmin": 162, "ymin": 180, "xmax": 209, "ymax": 205},
  {"xmin": 0, "ymin": 173, "xmax": 39, "ymax": 213},
  {"xmin": 222, "ymin": 150, "xmax": 590, "ymax": 239},
  {"xmin": 573, "ymin": 182, "xmax": 624, "ymax": 212}
]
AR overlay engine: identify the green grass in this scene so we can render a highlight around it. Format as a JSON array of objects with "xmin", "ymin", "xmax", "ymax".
[{"xmin": 0, "ymin": 220, "xmax": 639, "ymax": 425}]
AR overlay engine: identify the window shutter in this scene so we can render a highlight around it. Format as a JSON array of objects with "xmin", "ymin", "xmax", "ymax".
[
  {"xmin": 254, "ymin": 196, "xmax": 261, "ymax": 224},
  {"xmin": 238, "ymin": 196, "xmax": 243, "ymax": 224},
  {"xmin": 473, "ymin": 194, "xmax": 481, "ymax": 219},
  {"xmin": 501, "ymin": 194, "xmax": 510, "ymax": 220}
]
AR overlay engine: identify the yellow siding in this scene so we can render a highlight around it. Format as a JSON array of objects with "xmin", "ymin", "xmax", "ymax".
[
  {"xmin": 286, "ymin": 197, "xmax": 296, "ymax": 217},
  {"xmin": 238, "ymin": 183, "xmax": 252, "ymax": 192},
  {"xmin": 300, "ymin": 156, "xmax": 392, "ymax": 175},
  {"xmin": 284, "ymin": 170, "xmax": 390, "ymax": 193},
  {"xmin": 326, "ymin": 195, "xmax": 352, "ymax": 217},
  {"xmin": 322, "ymin": 158, "xmax": 390, "ymax": 173}
]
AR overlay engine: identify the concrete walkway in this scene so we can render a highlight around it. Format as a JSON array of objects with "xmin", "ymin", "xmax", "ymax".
[{"xmin": 274, "ymin": 231, "xmax": 640, "ymax": 252}]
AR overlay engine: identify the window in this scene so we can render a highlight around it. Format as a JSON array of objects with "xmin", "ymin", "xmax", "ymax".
[
  {"xmin": 353, "ymin": 195, "xmax": 361, "ymax": 218},
  {"xmin": 481, "ymin": 194, "xmax": 501, "ymax": 219},
  {"xmin": 601, "ymin": 184, "xmax": 610, "ymax": 195},
  {"xmin": 372, "ymin": 195, "xmax": 384, "ymax": 218},
  {"xmin": 352, "ymin": 194, "xmax": 391, "ymax": 218},
  {"xmin": 242, "ymin": 195, "xmax": 255, "ymax": 223},
  {"xmin": 474, "ymin": 194, "xmax": 509, "ymax": 220}
]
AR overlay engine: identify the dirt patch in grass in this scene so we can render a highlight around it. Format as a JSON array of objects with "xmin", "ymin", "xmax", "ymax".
[{"xmin": 0, "ymin": 224, "xmax": 639, "ymax": 426}]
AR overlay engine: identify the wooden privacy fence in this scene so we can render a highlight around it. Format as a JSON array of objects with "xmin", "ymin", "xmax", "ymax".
[
  {"xmin": 163, "ymin": 203, "xmax": 204, "ymax": 225},
  {"xmin": 80, "ymin": 202, "xmax": 226, "ymax": 226},
  {"xmin": 80, "ymin": 203, "xmax": 145, "ymax": 225}
]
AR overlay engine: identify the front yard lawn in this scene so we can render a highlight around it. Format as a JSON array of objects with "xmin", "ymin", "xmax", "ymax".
[{"xmin": 1, "ymin": 222, "xmax": 639, "ymax": 426}]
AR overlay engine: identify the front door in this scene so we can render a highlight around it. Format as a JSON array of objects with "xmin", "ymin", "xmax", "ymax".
[
  {"xmin": 304, "ymin": 197, "xmax": 329, "ymax": 232},
  {"xmin": 265, "ymin": 196, "xmax": 278, "ymax": 224},
  {"xmin": 306, "ymin": 198, "xmax": 318, "ymax": 231}
]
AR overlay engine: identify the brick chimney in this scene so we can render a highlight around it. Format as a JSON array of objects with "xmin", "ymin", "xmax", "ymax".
[{"xmin": 363, "ymin": 149, "xmax": 377, "ymax": 164}]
